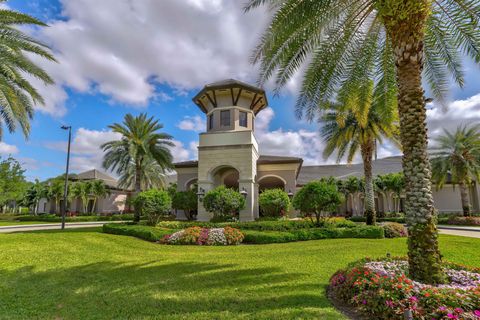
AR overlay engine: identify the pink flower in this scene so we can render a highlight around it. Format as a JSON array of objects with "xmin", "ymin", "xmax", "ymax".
[
  {"xmin": 410, "ymin": 296, "xmax": 418, "ymax": 302},
  {"xmin": 439, "ymin": 306, "xmax": 447, "ymax": 311},
  {"xmin": 362, "ymin": 300, "xmax": 367, "ymax": 305},
  {"xmin": 474, "ymin": 310, "xmax": 480, "ymax": 317},
  {"xmin": 447, "ymin": 314, "xmax": 458, "ymax": 319},
  {"xmin": 454, "ymin": 308, "xmax": 463, "ymax": 313}
]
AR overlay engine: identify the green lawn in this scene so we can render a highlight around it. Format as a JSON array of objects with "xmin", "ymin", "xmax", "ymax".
[
  {"xmin": 0, "ymin": 220, "xmax": 51, "ymax": 226},
  {"xmin": 0, "ymin": 230, "xmax": 479, "ymax": 319}
]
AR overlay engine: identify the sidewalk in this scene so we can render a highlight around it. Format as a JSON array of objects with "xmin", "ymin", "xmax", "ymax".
[
  {"xmin": 0, "ymin": 221, "xmax": 123, "ymax": 233},
  {"xmin": 437, "ymin": 225, "xmax": 480, "ymax": 238}
]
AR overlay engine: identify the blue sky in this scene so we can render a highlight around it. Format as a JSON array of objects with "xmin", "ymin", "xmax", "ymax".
[{"xmin": 3, "ymin": 0, "xmax": 480, "ymax": 181}]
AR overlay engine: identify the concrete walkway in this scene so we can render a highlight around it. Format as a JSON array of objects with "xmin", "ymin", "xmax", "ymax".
[
  {"xmin": 438, "ymin": 225, "xmax": 480, "ymax": 238},
  {"xmin": 0, "ymin": 221, "xmax": 122, "ymax": 233}
]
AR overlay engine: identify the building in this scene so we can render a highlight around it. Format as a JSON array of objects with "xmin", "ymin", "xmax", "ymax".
[
  {"xmin": 38, "ymin": 169, "xmax": 130, "ymax": 215},
  {"xmin": 174, "ymin": 79, "xmax": 480, "ymax": 221}
]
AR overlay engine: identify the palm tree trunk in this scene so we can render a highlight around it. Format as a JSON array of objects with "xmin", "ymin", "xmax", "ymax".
[
  {"xmin": 361, "ymin": 140, "xmax": 376, "ymax": 225},
  {"xmin": 387, "ymin": 11, "xmax": 444, "ymax": 283},
  {"xmin": 459, "ymin": 181, "xmax": 471, "ymax": 217},
  {"xmin": 91, "ymin": 198, "xmax": 97, "ymax": 214},
  {"xmin": 134, "ymin": 163, "xmax": 142, "ymax": 223}
]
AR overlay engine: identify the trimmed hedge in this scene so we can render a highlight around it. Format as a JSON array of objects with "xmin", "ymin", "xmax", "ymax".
[
  {"xmin": 17, "ymin": 214, "xmax": 135, "ymax": 222},
  {"xmin": 103, "ymin": 223, "xmax": 175, "ymax": 242},
  {"xmin": 348, "ymin": 216, "xmax": 452, "ymax": 225},
  {"xmin": 103, "ymin": 223, "xmax": 384, "ymax": 244},
  {"xmin": 157, "ymin": 218, "xmax": 357, "ymax": 231}
]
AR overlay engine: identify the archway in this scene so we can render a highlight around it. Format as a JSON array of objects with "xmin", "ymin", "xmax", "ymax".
[
  {"xmin": 185, "ymin": 178, "xmax": 198, "ymax": 191},
  {"xmin": 258, "ymin": 175, "xmax": 286, "ymax": 192},
  {"xmin": 210, "ymin": 166, "xmax": 240, "ymax": 190}
]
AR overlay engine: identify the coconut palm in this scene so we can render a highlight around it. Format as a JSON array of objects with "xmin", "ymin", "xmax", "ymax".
[
  {"xmin": 343, "ymin": 176, "xmax": 365, "ymax": 217},
  {"xmin": 70, "ymin": 181, "xmax": 92, "ymax": 214},
  {"xmin": 0, "ymin": 5, "xmax": 56, "ymax": 139},
  {"xmin": 47, "ymin": 180, "xmax": 64, "ymax": 215},
  {"xmin": 245, "ymin": 0, "xmax": 480, "ymax": 284},
  {"xmin": 102, "ymin": 113, "xmax": 174, "ymax": 222},
  {"xmin": 90, "ymin": 180, "xmax": 109, "ymax": 214},
  {"xmin": 321, "ymin": 81, "xmax": 399, "ymax": 225},
  {"xmin": 431, "ymin": 124, "xmax": 480, "ymax": 216}
]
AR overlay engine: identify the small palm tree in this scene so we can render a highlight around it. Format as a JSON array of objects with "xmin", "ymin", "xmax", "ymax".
[
  {"xmin": 321, "ymin": 81, "xmax": 398, "ymax": 225},
  {"xmin": 431, "ymin": 125, "xmax": 480, "ymax": 216},
  {"xmin": 102, "ymin": 113, "xmax": 174, "ymax": 222},
  {"xmin": 90, "ymin": 180, "xmax": 109, "ymax": 214},
  {"xmin": 47, "ymin": 180, "xmax": 63, "ymax": 215},
  {"xmin": 70, "ymin": 181, "xmax": 92, "ymax": 214},
  {"xmin": 0, "ymin": 5, "xmax": 56, "ymax": 139}
]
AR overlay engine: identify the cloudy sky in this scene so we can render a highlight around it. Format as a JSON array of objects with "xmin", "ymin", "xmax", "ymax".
[{"xmin": 3, "ymin": 0, "xmax": 480, "ymax": 181}]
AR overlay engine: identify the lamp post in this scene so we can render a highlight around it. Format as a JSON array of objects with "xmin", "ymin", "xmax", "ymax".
[
  {"xmin": 196, "ymin": 187, "xmax": 205, "ymax": 201},
  {"xmin": 61, "ymin": 125, "xmax": 72, "ymax": 230},
  {"xmin": 240, "ymin": 187, "xmax": 248, "ymax": 199}
]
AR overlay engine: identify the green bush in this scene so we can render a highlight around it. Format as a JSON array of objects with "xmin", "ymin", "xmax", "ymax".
[
  {"xmin": 172, "ymin": 190, "xmax": 197, "ymax": 221},
  {"xmin": 157, "ymin": 218, "xmax": 357, "ymax": 231},
  {"xmin": 242, "ymin": 226, "xmax": 384, "ymax": 244},
  {"xmin": 103, "ymin": 223, "xmax": 176, "ymax": 242},
  {"xmin": 348, "ymin": 216, "xmax": 406, "ymax": 223},
  {"xmin": 104, "ymin": 223, "xmax": 384, "ymax": 244},
  {"xmin": 202, "ymin": 186, "xmax": 245, "ymax": 220},
  {"xmin": 259, "ymin": 189, "xmax": 290, "ymax": 217},
  {"xmin": 382, "ymin": 222, "xmax": 408, "ymax": 238},
  {"xmin": 133, "ymin": 189, "xmax": 172, "ymax": 226},
  {"xmin": 292, "ymin": 181, "xmax": 344, "ymax": 226}
]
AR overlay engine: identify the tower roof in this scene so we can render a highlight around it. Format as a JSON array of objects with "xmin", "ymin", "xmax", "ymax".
[{"xmin": 192, "ymin": 78, "xmax": 268, "ymax": 114}]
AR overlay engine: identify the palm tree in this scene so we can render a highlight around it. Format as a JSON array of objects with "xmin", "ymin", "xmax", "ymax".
[
  {"xmin": 431, "ymin": 125, "xmax": 480, "ymax": 216},
  {"xmin": 47, "ymin": 180, "xmax": 63, "ymax": 215},
  {"xmin": 320, "ymin": 82, "xmax": 398, "ymax": 225},
  {"xmin": 375, "ymin": 173, "xmax": 405, "ymax": 214},
  {"xmin": 70, "ymin": 181, "xmax": 92, "ymax": 214},
  {"xmin": 245, "ymin": 0, "xmax": 480, "ymax": 284},
  {"xmin": 90, "ymin": 180, "xmax": 109, "ymax": 214},
  {"xmin": 102, "ymin": 113, "xmax": 174, "ymax": 222},
  {"xmin": 0, "ymin": 5, "xmax": 56, "ymax": 139},
  {"xmin": 343, "ymin": 176, "xmax": 364, "ymax": 217}
]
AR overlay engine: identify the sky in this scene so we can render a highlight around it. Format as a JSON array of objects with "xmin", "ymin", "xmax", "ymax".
[{"xmin": 2, "ymin": 0, "xmax": 480, "ymax": 181}]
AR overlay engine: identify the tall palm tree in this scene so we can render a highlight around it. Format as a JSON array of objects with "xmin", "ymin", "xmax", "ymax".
[
  {"xmin": 70, "ymin": 181, "xmax": 92, "ymax": 214},
  {"xmin": 321, "ymin": 82, "xmax": 398, "ymax": 225},
  {"xmin": 90, "ymin": 180, "xmax": 109, "ymax": 214},
  {"xmin": 102, "ymin": 113, "xmax": 174, "ymax": 222},
  {"xmin": 0, "ymin": 4, "xmax": 56, "ymax": 139},
  {"xmin": 431, "ymin": 124, "xmax": 480, "ymax": 216},
  {"xmin": 47, "ymin": 180, "xmax": 63, "ymax": 215},
  {"xmin": 246, "ymin": 0, "xmax": 480, "ymax": 284}
]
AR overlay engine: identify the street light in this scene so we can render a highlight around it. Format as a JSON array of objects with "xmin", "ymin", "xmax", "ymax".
[
  {"xmin": 240, "ymin": 187, "xmax": 248, "ymax": 199},
  {"xmin": 196, "ymin": 187, "xmax": 205, "ymax": 201},
  {"xmin": 287, "ymin": 189, "xmax": 294, "ymax": 199},
  {"xmin": 61, "ymin": 125, "xmax": 72, "ymax": 230}
]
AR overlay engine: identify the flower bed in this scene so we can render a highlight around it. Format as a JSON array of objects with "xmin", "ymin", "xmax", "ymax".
[
  {"xmin": 447, "ymin": 216, "xmax": 480, "ymax": 226},
  {"xmin": 161, "ymin": 226, "xmax": 244, "ymax": 245},
  {"xmin": 329, "ymin": 258, "xmax": 480, "ymax": 319}
]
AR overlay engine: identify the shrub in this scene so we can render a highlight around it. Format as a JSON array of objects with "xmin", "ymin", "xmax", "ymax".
[
  {"xmin": 329, "ymin": 258, "xmax": 480, "ymax": 320},
  {"xmin": 258, "ymin": 189, "xmax": 290, "ymax": 217},
  {"xmin": 102, "ymin": 223, "xmax": 174, "ymax": 242},
  {"xmin": 172, "ymin": 190, "xmax": 197, "ymax": 220},
  {"xmin": 17, "ymin": 214, "xmax": 135, "ymax": 222},
  {"xmin": 202, "ymin": 186, "xmax": 245, "ymax": 220},
  {"xmin": 133, "ymin": 189, "xmax": 171, "ymax": 226},
  {"xmin": 162, "ymin": 226, "xmax": 244, "ymax": 245},
  {"xmin": 382, "ymin": 222, "xmax": 408, "ymax": 238},
  {"xmin": 447, "ymin": 216, "xmax": 480, "ymax": 226},
  {"xmin": 292, "ymin": 181, "xmax": 344, "ymax": 226}
]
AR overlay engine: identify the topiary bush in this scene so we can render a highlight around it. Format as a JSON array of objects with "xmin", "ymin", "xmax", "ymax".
[
  {"xmin": 292, "ymin": 181, "xmax": 344, "ymax": 226},
  {"xmin": 172, "ymin": 190, "xmax": 198, "ymax": 221},
  {"xmin": 382, "ymin": 222, "xmax": 408, "ymax": 238},
  {"xmin": 161, "ymin": 226, "xmax": 244, "ymax": 245},
  {"xmin": 202, "ymin": 186, "xmax": 245, "ymax": 220},
  {"xmin": 259, "ymin": 188, "xmax": 291, "ymax": 217},
  {"xmin": 133, "ymin": 189, "xmax": 172, "ymax": 226}
]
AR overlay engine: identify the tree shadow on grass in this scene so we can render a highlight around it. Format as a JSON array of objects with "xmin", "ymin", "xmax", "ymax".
[{"xmin": 0, "ymin": 261, "xmax": 340, "ymax": 319}]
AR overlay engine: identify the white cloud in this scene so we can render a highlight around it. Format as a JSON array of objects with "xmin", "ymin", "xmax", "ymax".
[
  {"xmin": 177, "ymin": 116, "xmax": 205, "ymax": 132},
  {"xmin": 0, "ymin": 142, "xmax": 19, "ymax": 155},
  {"xmin": 29, "ymin": 0, "xmax": 270, "ymax": 115}
]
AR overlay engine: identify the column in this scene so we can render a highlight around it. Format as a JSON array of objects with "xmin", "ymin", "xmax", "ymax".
[
  {"xmin": 196, "ymin": 180, "xmax": 213, "ymax": 221},
  {"xmin": 239, "ymin": 179, "xmax": 256, "ymax": 221}
]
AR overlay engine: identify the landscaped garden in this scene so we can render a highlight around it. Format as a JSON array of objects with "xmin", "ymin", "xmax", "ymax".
[{"xmin": 0, "ymin": 228, "xmax": 478, "ymax": 319}]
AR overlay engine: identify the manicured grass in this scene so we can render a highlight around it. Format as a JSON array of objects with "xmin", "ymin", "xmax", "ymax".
[
  {"xmin": 0, "ymin": 221, "xmax": 52, "ymax": 226},
  {"xmin": 0, "ymin": 230, "xmax": 479, "ymax": 319}
]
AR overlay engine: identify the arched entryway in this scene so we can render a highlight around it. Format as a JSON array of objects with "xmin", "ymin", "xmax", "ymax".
[
  {"xmin": 258, "ymin": 175, "xmax": 286, "ymax": 192},
  {"xmin": 210, "ymin": 166, "xmax": 240, "ymax": 190}
]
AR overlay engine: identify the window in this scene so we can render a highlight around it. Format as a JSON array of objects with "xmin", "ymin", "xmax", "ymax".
[
  {"xmin": 209, "ymin": 114, "xmax": 214, "ymax": 130},
  {"xmin": 239, "ymin": 111, "xmax": 248, "ymax": 127},
  {"xmin": 220, "ymin": 110, "xmax": 230, "ymax": 127}
]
